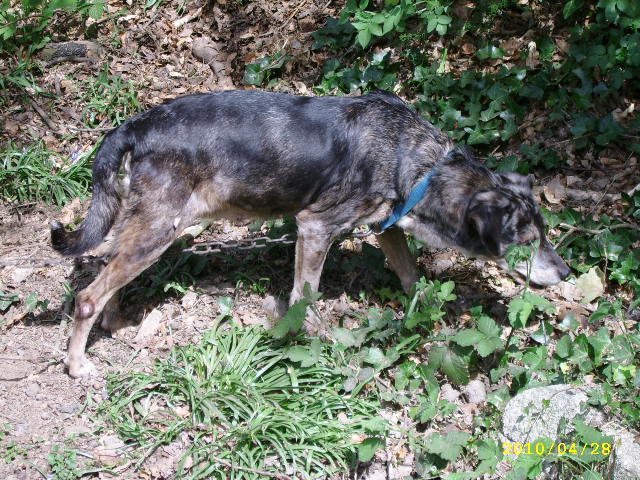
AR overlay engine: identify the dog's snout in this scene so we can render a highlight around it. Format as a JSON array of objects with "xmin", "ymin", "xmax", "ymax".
[{"xmin": 558, "ymin": 260, "xmax": 571, "ymax": 281}]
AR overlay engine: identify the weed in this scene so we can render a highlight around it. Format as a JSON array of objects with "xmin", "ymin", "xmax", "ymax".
[
  {"xmin": 81, "ymin": 67, "xmax": 140, "ymax": 127},
  {"xmin": 0, "ymin": 291, "xmax": 19, "ymax": 311},
  {"xmin": 0, "ymin": 141, "xmax": 92, "ymax": 206},
  {"xmin": 47, "ymin": 445, "xmax": 81, "ymax": 480},
  {"xmin": 103, "ymin": 323, "xmax": 384, "ymax": 479},
  {"xmin": 0, "ymin": 424, "xmax": 28, "ymax": 464},
  {"xmin": 122, "ymin": 247, "xmax": 209, "ymax": 300},
  {"xmin": 0, "ymin": 0, "xmax": 108, "ymax": 97},
  {"xmin": 243, "ymin": 52, "xmax": 290, "ymax": 88}
]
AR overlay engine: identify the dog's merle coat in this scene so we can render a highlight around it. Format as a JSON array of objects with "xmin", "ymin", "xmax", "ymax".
[{"xmin": 51, "ymin": 90, "xmax": 570, "ymax": 377}]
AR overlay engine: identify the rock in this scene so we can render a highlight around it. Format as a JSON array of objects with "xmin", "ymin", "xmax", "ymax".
[
  {"xmin": 9, "ymin": 267, "xmax": 34, "ymax": 284},
  {"xmin": 94, "ymin": 435, "xmax": 125, "ymax": 466},
  {"xmin": 134, "ymin": 309, "xmax": 163, "ymax": 343},
  {"xmin": 24, "ymin": 382, "xmax": 41, "ymax": 398},
  {"xmin": 502, "ymin": 385, "xmax": 640, "ymax": 480},
  {"xmin": 441, "ymin": 383, "xmax": 461, "ymax": 403},
  {"xmin": 602, "ymin": 423, "xmax": 640, "ymax": 480},
  {"xmin": 57, "ymin": 403, "xmax": 80, "ymax": 414},
  {"xmin": 502, "ymin": 385, "xmax": 595, "ymax": 443},
  {"xmin": 463, "ymin": 379, "xmax": 486, "ymax": 404},
  {"xmin": 181, "ymin": 291, "xmax": 199, "ymax": 310}
]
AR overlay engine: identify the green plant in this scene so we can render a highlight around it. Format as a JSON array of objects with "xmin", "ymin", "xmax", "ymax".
[
  {"xmin": 24, "ymin": 292, "xmax": 49, "ymax": 312},
  {"xmin": 103, "ymin": 324, "xmax": 385, "ymax": 479},
  {"xmin": 0, "ymin": 291, "xmax": 19, "ymax": 311},
  {"xmin": 243, "ymin": 52, "xmax": 290, "ymax": 88},
  {"xmin": 81, "ymin": 67, "xmax": 140, "ymax": 127},
  {"xmin": 545, "ymin": 202, "xmax": 640, "ymax": 296},
  {"xmin": 47, "ymin": 445, "xmax": 80, "ymax": 480},
  {"xmin": 0, "ymin": 0, "xmax": 109, "ymax": 97},
  {"xmin": 0, "ymin": 141, "xmax": 92, "ymax": 205},
  {"xmin": 0, "ymin": 0, "xmax": 106, "ymax": 51},
  {"xmin": 403, "ymin": 277, "xmax": 456, "ymax": 330},
  {"xmin": 1, "ymin": 424, "xmax": 28, "ymax": 464}
]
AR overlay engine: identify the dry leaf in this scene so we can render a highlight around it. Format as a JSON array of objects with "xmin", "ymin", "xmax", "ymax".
[
  {"xmin": 543, "ymin": 176, "xmax": 567, "ymax": 204},
  {"xmin": 576, "ymin": 267, "xmax": 606, "ymax": 304}
]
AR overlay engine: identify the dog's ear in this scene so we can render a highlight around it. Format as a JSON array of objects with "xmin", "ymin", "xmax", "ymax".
[
  {"xmin": 459, "ymin": 191, "xmax": 505, "ymax": 257},
  {"xmin": 499, "ymin": 171, "xmax": 533, "ymax": 190}
]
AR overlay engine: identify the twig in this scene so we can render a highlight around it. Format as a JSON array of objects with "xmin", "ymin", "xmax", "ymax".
[
  {"xmin": 210, "ymin": 456, "xmax": 296, "ymax": 480},
  {"xmin": 28, "ymin": 96, "xmax": 60, "ymax": 134},
  {"xmin": 67, "ymin": 125, "xmax": 114, "ymax": 132},
  {"xmin": 0, "ymin": 356, "xmax": 44, "ymax": 362},
  {"xmin": 9, "ymin": 202, "xmax": 36, "ymax": 211},
  {"xmin": 558, "ymin": 222, "xmax": 639, "ymax": 235},
  {"xmin": 172, "ymin": 6, "xmax": 202, "ymax": 29}
]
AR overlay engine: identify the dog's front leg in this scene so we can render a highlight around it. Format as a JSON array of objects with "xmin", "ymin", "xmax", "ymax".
[
  {"xmin": 376, "ymin": 227, "xmax": 419, "ymax": 293},
  {"xmin": 290, "ymin": 217, "xmax": 338, "ymax": 335}
]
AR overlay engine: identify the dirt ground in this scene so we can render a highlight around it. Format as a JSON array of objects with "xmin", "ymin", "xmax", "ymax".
[{"xmin": 1, "ymin": 0, "xmax": 638, "ymax": 478}]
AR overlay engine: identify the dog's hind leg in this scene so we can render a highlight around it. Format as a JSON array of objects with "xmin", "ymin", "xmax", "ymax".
[
  {"xmin": 66, "ymin": 170, "xmax": 193, "ymax": 377},
  {"xmin": 100, "ymin": 291, "xmax": 124, "ymax": 333},
  {"xmin": 377, "ymin": 227, "xmax": 419, "ymax": 293}
]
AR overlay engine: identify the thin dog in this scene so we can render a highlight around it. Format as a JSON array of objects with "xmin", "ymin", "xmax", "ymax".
[{"xmin": 51, "ymin": 90, "xmax": 570, "ymax": 377}]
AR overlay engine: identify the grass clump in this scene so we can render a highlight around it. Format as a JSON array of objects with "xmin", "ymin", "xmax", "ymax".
[
  {"xmin": 103, "ymin": 324, "xmax": 385, "ymax": 479},
  {"xmin": 0, "ymin": 141, "xmax": 92, "ymax": 205}
]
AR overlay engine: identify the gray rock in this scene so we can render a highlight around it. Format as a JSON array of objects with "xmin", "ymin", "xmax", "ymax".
[
  {"xmin": 441, "ymin": 383, "xmax": 461, "ymax": 403},
  {"xmin": 463, "ymin": 379, "xmax": 487, "ymax": 404},
  {"xmin": 181, "ymin": 291, "xmax": 199, "ymax": 310},
  {"xmin": 134, "ymin": 308, "xmax": 163, "ymax": 343},
  {"xmin": 501, "ymin": 384, "xmax": 640, "ymax": 480},
  {"xmin": 24, "ymin": 382, "xmax": 41, "ymax": 398},
  {"xmin": 57, "ymin": 403, "xmax": 80, "ymax": 414}
]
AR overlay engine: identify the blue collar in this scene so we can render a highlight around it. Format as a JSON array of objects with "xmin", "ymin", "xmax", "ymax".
[{"xmin": 377, "ymin": 169, "xmax": 438, "ymax": 233}]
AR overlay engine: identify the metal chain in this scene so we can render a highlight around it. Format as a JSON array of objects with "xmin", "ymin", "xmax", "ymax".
[
  {"xmin": 0, "ymin": 228, "xmax": 376, "ymax": 267},
  {"xmin": 183, "ymin": 233, "xmax": 297, "ymax": 255}
]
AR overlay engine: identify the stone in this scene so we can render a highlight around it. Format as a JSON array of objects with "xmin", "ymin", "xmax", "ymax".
[{"xmin": 501, "ymin": 385, "xmax": 640, "ymax": 480}]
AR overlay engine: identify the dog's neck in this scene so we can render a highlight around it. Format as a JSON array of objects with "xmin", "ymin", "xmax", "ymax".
[{"xmin": 397, "ymin": 152, "xmax": 499, "ymax": 249}]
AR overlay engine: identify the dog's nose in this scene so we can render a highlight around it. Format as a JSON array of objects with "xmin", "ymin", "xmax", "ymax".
[{"xmin": 559, "ymin": 261, "xmax": 571, "ymax": 281}]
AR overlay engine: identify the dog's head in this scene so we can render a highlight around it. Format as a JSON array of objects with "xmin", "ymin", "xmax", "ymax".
[{"xmin": 454, "ymin": 171, "xmax": 570, "ymax": 286}]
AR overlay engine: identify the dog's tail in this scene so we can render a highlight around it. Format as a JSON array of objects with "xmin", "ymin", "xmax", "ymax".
[{"xmin": 51, "ymin": 125, "xmax": 133, "ymax": 256}]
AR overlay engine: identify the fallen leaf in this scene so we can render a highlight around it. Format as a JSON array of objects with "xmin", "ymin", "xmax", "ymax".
[
  {"xmin": 543, "ymin": 176, "xmax": 567, "ymax": 204},
  {"xmin": 576, "ymin": 267, "xmax": 606, "ymax": 304}
]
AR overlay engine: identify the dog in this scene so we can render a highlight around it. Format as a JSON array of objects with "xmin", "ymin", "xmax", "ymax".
[{"xmin": 51, "ymin": 89, "xmax": 570, "ymax": 377}]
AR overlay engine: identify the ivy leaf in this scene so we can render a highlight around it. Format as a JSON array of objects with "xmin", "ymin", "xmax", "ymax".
[
  {"xmin": 426, "ymin": 431, "xmax": 469, "ymax": 462},
  {"xmin": 357, "ymin": 29, "xmax": 372, "ymax": 48},
  {"xmin": 269, "ymin": 299, "xmax": 307, "ymax": 338},
  {"xmin": 243, "ymin": 64, "xmax": 265, "ymax": 86},
  {"xmin": 555, "ymin": 335, "xmax": 574, "ymax": 358},
  {"xmin": 358, "ymin": 437, "xmax": 385, "ymax": 462},
  {"xmin": 429, "ymin": 346, "xmax": 469, "ymax": 385}
]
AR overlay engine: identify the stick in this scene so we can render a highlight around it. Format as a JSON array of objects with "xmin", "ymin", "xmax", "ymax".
[{"xmin": 28, "ymin": 97, "xmax": 60, "ymax": 133}]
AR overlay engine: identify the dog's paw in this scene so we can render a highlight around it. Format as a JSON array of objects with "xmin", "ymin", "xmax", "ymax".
[{"xmin": 64, "ymin": 356, "xmax": 98, "ymax": 378}]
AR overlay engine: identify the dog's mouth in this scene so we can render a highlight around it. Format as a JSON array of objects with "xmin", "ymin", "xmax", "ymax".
[{"xmin": 494, "ymin": 258, "xmax": 567, "ymax": 287}]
